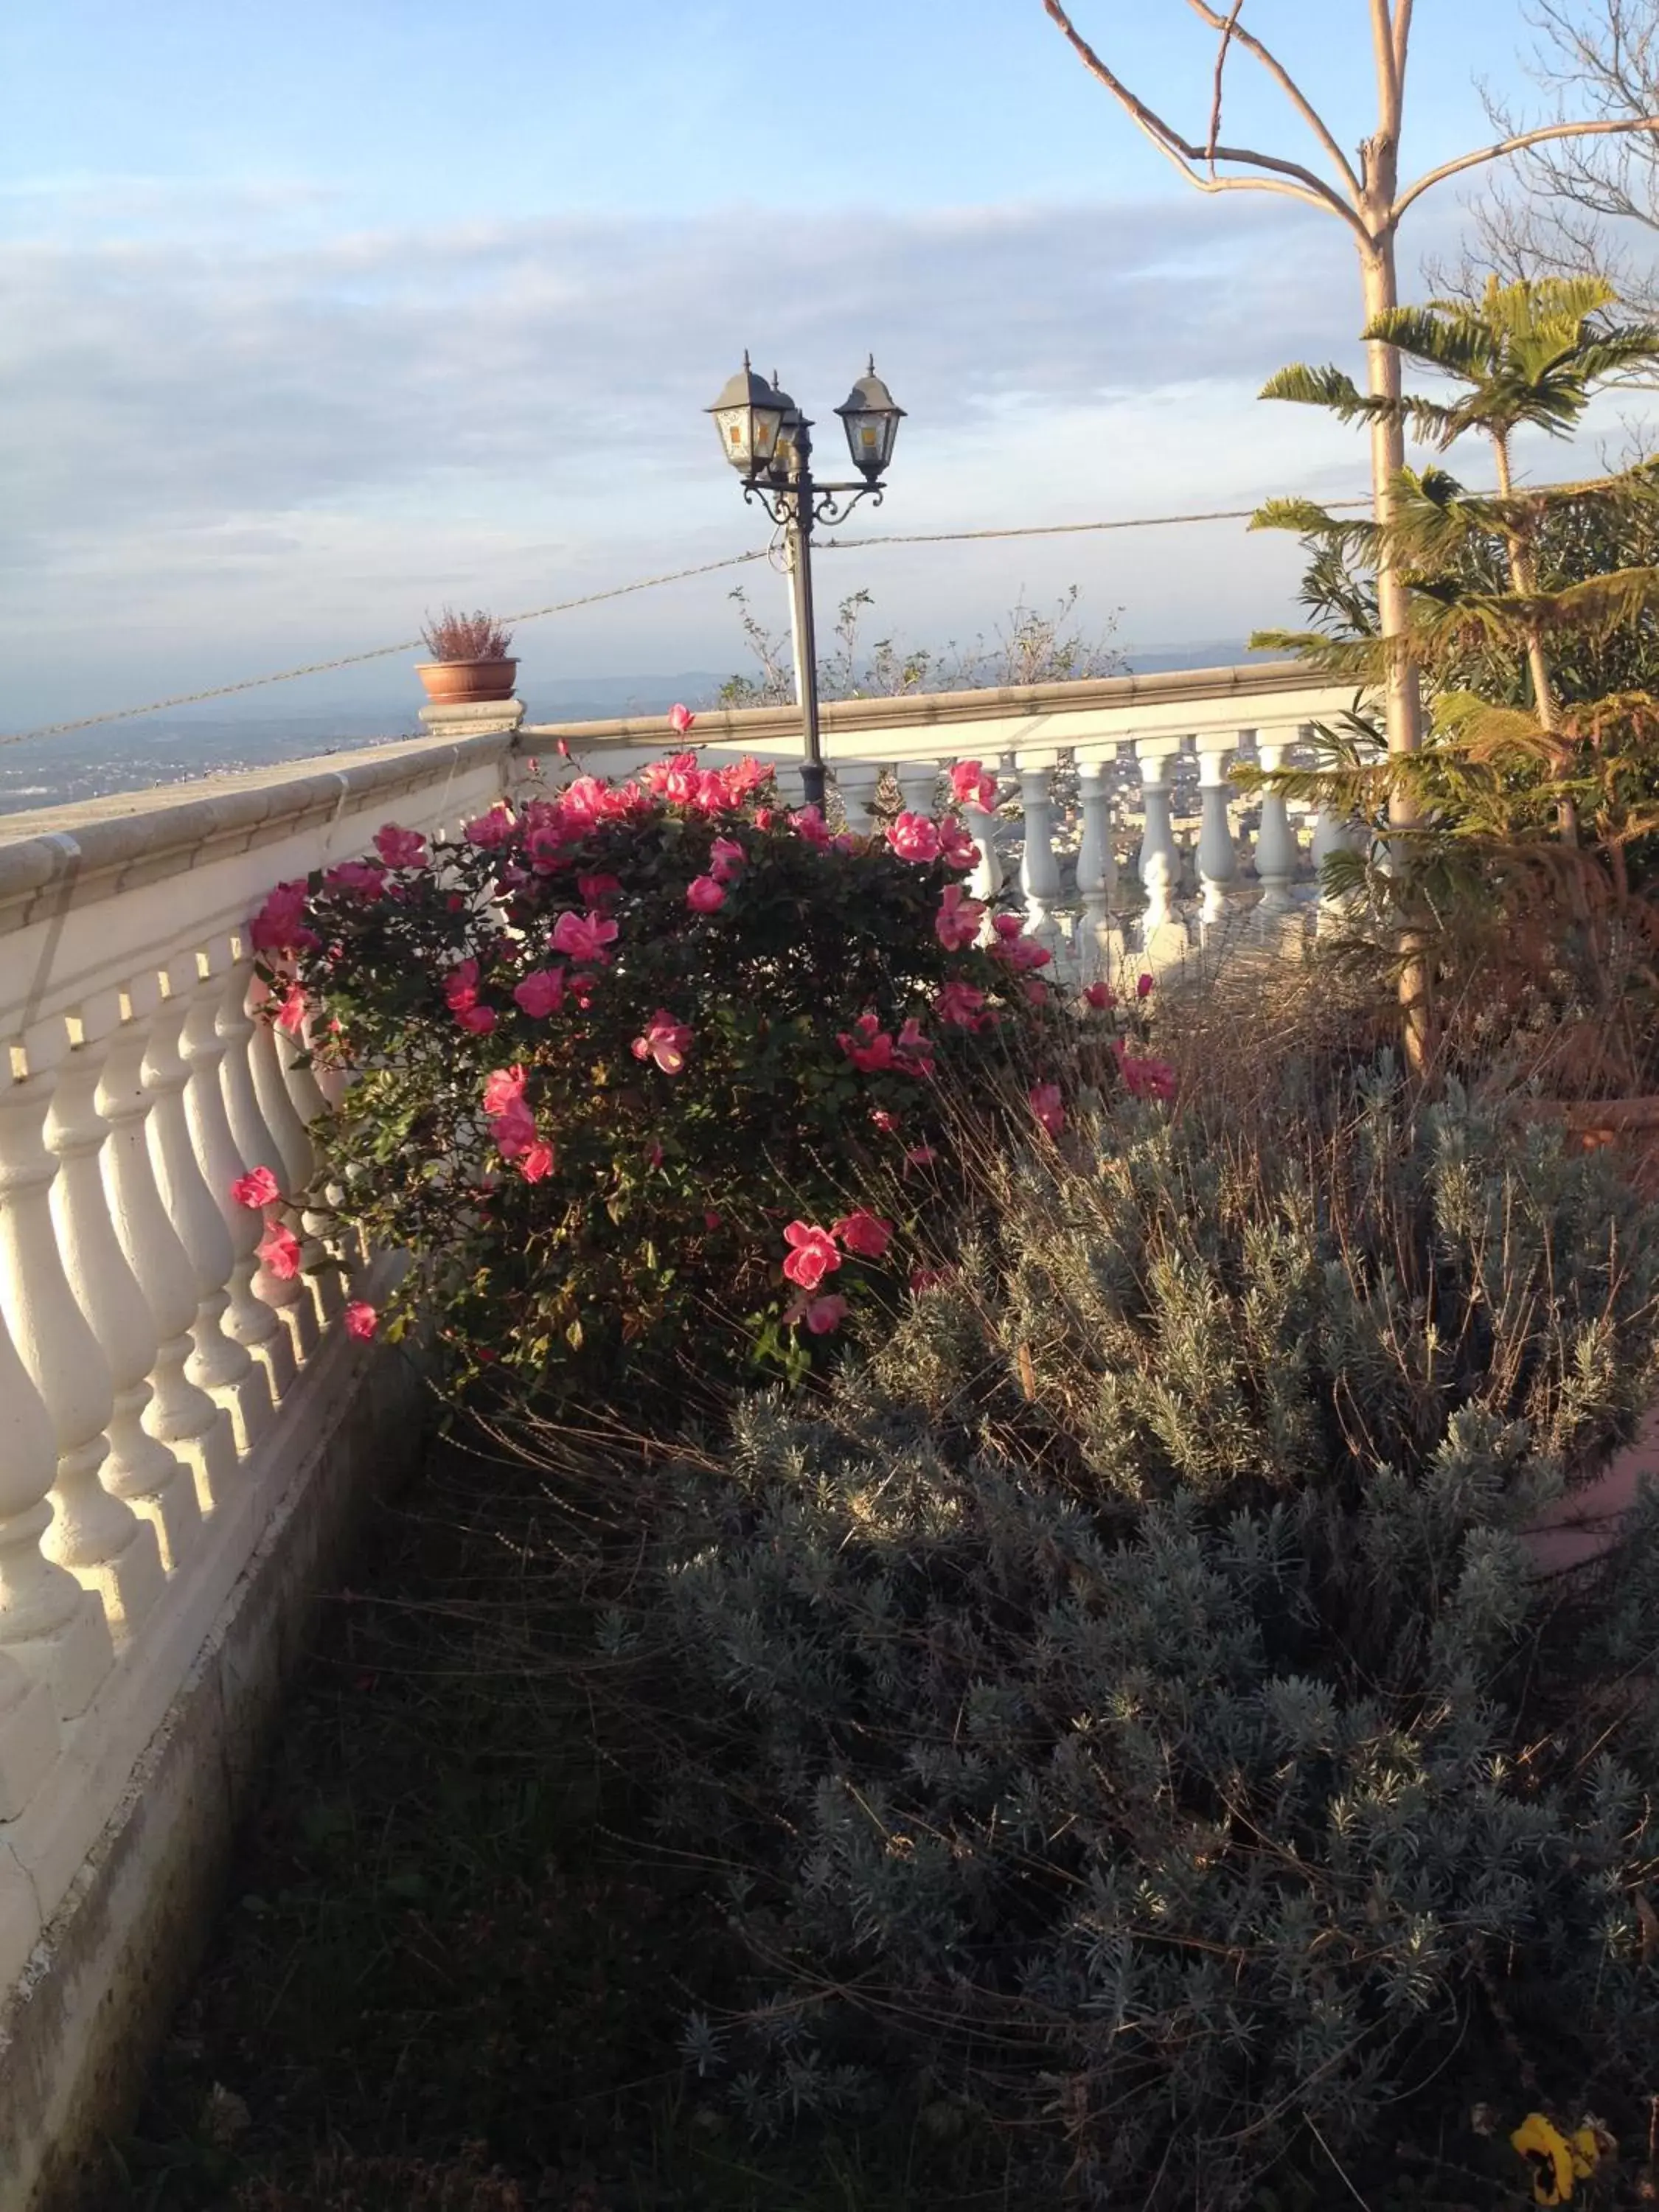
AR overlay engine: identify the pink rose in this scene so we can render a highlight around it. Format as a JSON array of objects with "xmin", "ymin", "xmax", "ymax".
[
  {"xmin": 1116, "ymin": 1044, "xmax": 1177, "ymax": 1102},
  {"xmin": 455, "ymin": 1003, "xmax": 497, "ymax": 1033},
  {"xmin": 790, "ymin": 804, "xmax": 833, "ymax": 849},
  {"xmin": 838, "ymin": 1014, "xmax": 897, "ymax": 1073},
  {"xmin": 344, "ymin": 1301, "xmax": 378, "ymax": 1340},
  {"xmin": 894, "ymin": 1018, "xmax": 936, "ymax": 1077},
  {"xmin": 904, "ymin": 1144, "xmax": 939, "ymax": 1171},
  {"xmin": 373, "ymin": 824, "xmax": 428, "ymax": 870},
  {"xmin": 518, "ymin": 1141, "xmax": 555, "ymax": 1183},
  {"xmin": 1029, "ymin": 1082, "xmax": 1065, "ymax": 1138},
  {"xmin": 782, "ymin": 1221, "xmax": 841, "ymax": 1291},
  {"xmin": 937, "ymin": 815, "xmax": 979, "ymax": 871},
  {"xmin": 950, "ymin": 759, "xmax": 997, "ymax": 810},
  {"xmin": 490, "ymin": 1096, "xmax": 539, "ymax": 1161},
  {"xmin": 887, "ymin": 812, "xmax": 941, "ymax": 862},
  {"xmin": 708, "ymin": 836, "xmax": 745, "ymax": 883},
  {"xmin": 934, "ymin": 980, "xmax": 987, "ymax": 1028},
  {"xmin": 1023, "ymin": 977, "xmax": 1050, "ymax": 1006},
  {"xmin": 249, "ymin": 880, "xmax": 319, "ymax": 955},
  {"xmin": 257, "ymin": 1221, "xmax": 303, "ymax": 1281},
  {"xmin": 686, "ymin": 874, "xmax": 726, "ymax": 914},
  {"xmin": 513, "ymin": 967, "xmax": 566, "ymax": 1018},
  {"xmin": 444, "ymin": 959, "xmax": 481, "ymax": 1013},
  {"xmin": 934, "ymin": 883, "xmax": 984, "ymax": 951},
  {"xmin": 464, "ymin": 807, "xmax": 516, "ymax": 849},
  {"xmin": 275, "ymin": 982, "xmax": 309, "ymax": 1037},
  {"xmin": 1083, "ymin": 982, "xmax": 1116, "ymax": 1009},
  {"xmin": 632, "ymin": 1012, "xmax": 693, "ymax": 1074},
  {"xmin": 577, "ymin": 872, "xmax": 622, "ymax": 905},
  {"xmin": 1137, "ymin": 972, "xmax": 1155, "ymax": 999},
  {"xmin": 669, "ymin": 702, "xmax": 696, "ymax": 735},
  {"xmin": 230, "ymin": 1165, "xmax": 281, "ymax": 1210},
  {"xmin": 832, "ymin": 1209, "xmax": 892, "ymax": 1260},
  {"xmin": 871, "ymin": 1107, "xmax": 900, "ymax": 1135},
  {"xmin": 481, "ymin": 1065, "xmax": 527, "ymax": 1116},
  {"xmin": 322, "ymin": 859, "xmax": 387, "ymax": 900},
  {"xmin": 799, "ymin": 1293, "xmax": 850, "ymax": 1335},
  {"xmin": 551, "ymin": 910, "xmax": 620, "ymax": 965}
]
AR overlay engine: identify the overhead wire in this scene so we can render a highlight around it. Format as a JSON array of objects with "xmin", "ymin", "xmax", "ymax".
[{"xmin": 0, "ymin": 494, "xmax": 1382, "ymax": 748}]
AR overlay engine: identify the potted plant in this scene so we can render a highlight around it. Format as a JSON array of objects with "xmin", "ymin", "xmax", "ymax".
[{"xmin": 416, "ymin": 608, "xmax": 518, "ymax": 705}]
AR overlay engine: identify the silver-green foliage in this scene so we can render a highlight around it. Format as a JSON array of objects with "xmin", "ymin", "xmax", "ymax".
[{"xmin": 641, "ymin": 1077, "xmax": 1659, "ymax": 2206}]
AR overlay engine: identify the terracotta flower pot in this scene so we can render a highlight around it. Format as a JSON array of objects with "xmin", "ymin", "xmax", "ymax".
[{"xmin": 416, "ymin": 657, "xmax": 518, "ymax": 706}]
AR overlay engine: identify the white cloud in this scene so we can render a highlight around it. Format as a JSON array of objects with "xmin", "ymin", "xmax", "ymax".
[{"xmin": 0, "ymin": 186, "xmax": 1464, "ymax": 722}]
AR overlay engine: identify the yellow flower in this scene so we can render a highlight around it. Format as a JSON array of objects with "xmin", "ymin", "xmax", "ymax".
[{"xmin": 1509, "ymin": 2111, "xmax": 1608, "ymax": 2205}]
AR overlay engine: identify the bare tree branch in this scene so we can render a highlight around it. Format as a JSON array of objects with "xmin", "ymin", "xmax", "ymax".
[
  {"xmin": 1183, "ymin": 0, "xmax": 1366, "ymax": 199},
  {"xmin": 1371, "ymin": 0, "xmax": 1402, "ymax": 133},
  {"xmin": 1392, "ymin": 0, "xmax": 1415, "ymax": 97},
  {"xmin": 1207, "ymin": 0, "xmax": 1246, "ymax": 164},
  {"xmin": 1039, "ymin": 0, "xmax": 1372, "ymax": 238},
  {"xmin": 1397, "ymin": 114, "xmax": 1659, "ymax": 222}
]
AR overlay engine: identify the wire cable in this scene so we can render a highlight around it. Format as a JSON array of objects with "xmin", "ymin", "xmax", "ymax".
[{"xmin": 0, "ymin": 493, "xmax": 1384, "ymax": 748}]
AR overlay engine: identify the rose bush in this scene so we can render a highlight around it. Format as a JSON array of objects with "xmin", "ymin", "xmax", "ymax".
[{"xmin": 248, "ymin": 746, "xmax": 1106, "ymax": 1396}]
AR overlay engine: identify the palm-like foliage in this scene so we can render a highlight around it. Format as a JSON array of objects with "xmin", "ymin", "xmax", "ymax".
[
  {"xmin": 1263, "ymin": 275, "xmax": 1659, "ymax": 454},
  {"xmin": 1257, "ymin": 277, "xmax": 1659, "ymax": 758}
]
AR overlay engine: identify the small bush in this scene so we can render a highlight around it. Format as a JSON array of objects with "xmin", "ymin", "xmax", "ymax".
[
  {"xmin": 616, "ymin": 1071, "xmax": 1659, "ymax": 2207},
  {"xmin": 420, "ymin": 608, "xmax": 515, "ymax": 661},
  {"xmin": 250, "ymin": 750, "xmax": 1091, "ymax": 1395}
]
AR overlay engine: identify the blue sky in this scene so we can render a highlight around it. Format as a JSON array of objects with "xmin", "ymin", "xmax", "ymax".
[{"xmin": 1, "ymin": 0, "xmax": 1648, "ymax": 725}]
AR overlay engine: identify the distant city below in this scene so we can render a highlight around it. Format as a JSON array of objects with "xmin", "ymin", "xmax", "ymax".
[{"xmin": 0, "ymin": 640, "xmax": 1268, "ymax": 821}]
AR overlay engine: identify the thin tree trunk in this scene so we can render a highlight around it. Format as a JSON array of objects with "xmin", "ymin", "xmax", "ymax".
[
  {"xmin": 1360, "ymin": 202, "xmax": 1433, "ymax": 1066},
  {"xmin": 1491, "ymin": 430, "xmax": 1577, "ymax": 840}
]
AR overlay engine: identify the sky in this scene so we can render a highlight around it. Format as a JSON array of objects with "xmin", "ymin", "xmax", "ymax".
[{"xmin": 2, "ymin": 0, "xmax": 1652, "ymax": 729}]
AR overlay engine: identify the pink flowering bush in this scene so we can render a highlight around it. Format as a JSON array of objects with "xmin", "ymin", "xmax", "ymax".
[{"xmin": 249, "ymin": 748, "xmax": 1074, "ymax": 1394}]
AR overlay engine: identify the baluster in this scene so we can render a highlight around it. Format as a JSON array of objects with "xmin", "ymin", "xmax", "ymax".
[
  {"xmin": 1074, "ymin": 757, "xmax": 1118, "ymax": 986},
  {"xmin": 961, "ymin": 759, "xmax": 1006, "ymax": 918},
  {"xmin": 1251, "ymin": 731, "xmax": 1300, "ymax": 931},
  {"xmin": 1015, "ymin": 757, "xmax": 1065, "ymax": 969},
  {"xmin": 98, "ymin": 978, "xmax": 234, "ymax": 1517},
  {"xmin": 220, "ymin": 951, "xmax": 310, "ymax": 1372},
  {"xmin": 894, "ymin": 761, "xmax": 938, "ymax": 824},
  {"xmin": 248, "ymin": 985, "xmax": 329, "ymax": 1348},
  {"xmin": 183, "ymin": 942, "xmax": 285, "ymax": 1422},
  {"xmin": 1133, "ymin": 738, "xmax": 1186, "ymax": 965},
  {"xmin": 833, "ymin": 761, "xmax": 882, "ymax": 839},
  {"xmin": 1195, "ymin": 734, "xmax": 1239, "ymax": 933},
  {"xmin": 0, "ymin": 1284, "xmax": 112, "ymax": 1723},
  {"xmin": 147, "ymin": 959, "xmax": 262, "ymax": 1452},
  {"xmin": 773, "ymin": 763, "xmax": 806, "ymax": 812},
  {"xmin": 1, "ymin": 1023, "xmax": 164, "ymax": 1643},
  {"xmin": 247, "ymin": 981, "xmax": 313, "ymax": 1194},
  {"xmin": 276, "ymin": 1024, "xmax": 347, "ymax": 1324},
  {"xmin": 49, "ymin": 994, "xmax": 201, "ymax": 1574}
]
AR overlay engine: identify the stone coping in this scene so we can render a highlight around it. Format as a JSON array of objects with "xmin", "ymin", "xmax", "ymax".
[
  {"xmin": 523, "ymin": 660, "xmax": 1340, "ymax": 749},
  {"xmin": 0, "ymin": 728, "xmax": 518, "ymax": 928}
]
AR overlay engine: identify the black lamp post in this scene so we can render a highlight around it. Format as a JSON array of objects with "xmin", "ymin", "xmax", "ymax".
[{"xmin": 707, "ymin": 353, "xmax": 905, "ymax": 810}]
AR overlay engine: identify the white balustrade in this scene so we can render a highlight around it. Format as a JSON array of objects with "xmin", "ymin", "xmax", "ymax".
[
  {"xmin": 894, "ymin": 762, "xmax": 939, "ymax": 822},
  {"xmin": 1015, "ymin": 757, "xmax": 1065, "ymax": 968},
  {"xmin": 1, "ymin": 1021, "xmax": 164, "ymax": 1643},
  {"xmin": 0, "ymin": 1286, "xmax": 113, "ymax": 1722},
  {"xmin": 147, "ymin": 959, "xmax": 264, "ymax": 1454},
  {"xmin": 1194, "ymin": 735, "xmax": 1240, "ymax": 932},
  {"xmin": 1075, "ymin": 757, "xmax": 1118, "ymax": 984},
  {"xmin": 219, "ymin": 948, "xmax": 305, "ymax": 1378},
  {"xmin": 276, "ymin": 1021, "xmax": 347, "ymax": 1325},
  {"xmin": 98, "ymin": 977, "xmax": 236, "ymax": 1517},
  {"xmin": 49, "ymin": 993, "xmax": 202, "ymax": 1574},
  {"xmin": 1251, "ymin": 731, "xmax": 1300, "ymax": 922},
  {"xmin": 961, "ymin": 759, "xmax": 1006, "ymax": 913},
  {"xmin": 183, "ymin": 940, "xmax": 287, "ymax": 1420},
  {"xmin": 1133, "ymin": 737, "xmax": 1187, "ymax": 967},
  {"xmin": 834, "ymin": 762, "xmax": 883, "ymax": 838}
]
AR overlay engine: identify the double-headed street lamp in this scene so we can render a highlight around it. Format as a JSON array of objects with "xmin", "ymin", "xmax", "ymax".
[{"xmin": 707, "ymin": 354, "xmax": 905, "ymax": 809}]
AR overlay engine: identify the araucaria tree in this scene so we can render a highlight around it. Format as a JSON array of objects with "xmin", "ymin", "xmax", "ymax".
[{"xmin": 1039, "ymin": 1, "xmax": 1659, "ymax": 772}]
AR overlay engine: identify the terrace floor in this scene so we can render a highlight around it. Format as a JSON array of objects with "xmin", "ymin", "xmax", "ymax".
[{"xmin": 91, "ymin": 1432, "xmax": 964, "ymax": 2212}]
